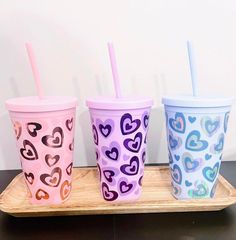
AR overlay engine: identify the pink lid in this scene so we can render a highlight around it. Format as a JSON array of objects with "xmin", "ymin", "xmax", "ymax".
[
  {"xmin": 6, "ymin": 96, "xmax": 77, "ymax": 112},
  {"xmin": 86, "ymin": 96, "xmax": 153, "ymax": 110}
]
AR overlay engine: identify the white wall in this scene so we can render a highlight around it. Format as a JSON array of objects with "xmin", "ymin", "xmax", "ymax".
[{"xmin": 1, "ymin": 0, "xmax": 236, "ymax": 170}]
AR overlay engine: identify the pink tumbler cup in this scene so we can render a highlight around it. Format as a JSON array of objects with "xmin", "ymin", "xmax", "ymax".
[
  {"xmin": 86, "ymin": 97, "xmax": 153, "ymax": 202},
  {"xmin": 6, "ymin": 96, "xmax": 77, "ymax": 205}
]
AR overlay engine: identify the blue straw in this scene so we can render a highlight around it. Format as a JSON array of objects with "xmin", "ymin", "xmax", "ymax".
[{"xmin": 187, "ymin": 41, "xmax": 198, "ymax": 96}]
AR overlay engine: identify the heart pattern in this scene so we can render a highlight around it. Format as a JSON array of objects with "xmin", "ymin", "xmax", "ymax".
[
  {"xmin": 202, "ymin": 162, "xmax": 219, "ymax": 182},
  {"xmin": 201, "ymin": 116, "xmax": 220, "ymax": 137},
  {"xmin": 185, "ymin": 130, "xmax": 208, "ymax": 151},
  {"xmin": 35, "ymin": 189, "xmax": 49, "ymax": 200},
  {"xmin": 166, "ymin": 110, "xmax": 229, "ymax": 199},
  {"xmin": 69, "ymin": 139, "xmax": 74, "ymax": 151},
  {"xmin": 27, "ymin": 122, "xmax": 42, "ymax": 137},
  {"xmin": 24, "ymin": 172, "xmax": 34, "ymax": 185},
  {"xmin": 182, "ymin": 153, "xmax": 202, "ymax": 173},
  {"xmin": 171, "ymin": 164, "xmax": 182, "ymax": 185},
  {"xmin": 42, "ymin": 127, "xmax": 64, "ymax": 148},
  {"xmin": 224, "ymin": 112, "xmax": 230, "ymax": 133},
  {"xmin": 102, "ymin": 182, "xmax": 118, "ymax": 201},
  {"xmin": 92, "ymin": 125, "xmax": 98, "ymax": 145},
  {"xmin": 60, "ymin": 180, "xmax": 72, "ymax": 200},
  {"xmin": 188, "ymin": 180, "xmax": 209, "ymax": 198},
  {"xmin": 97, "ymin": 119, "xmax": 114, "ymax": 138},
  {"xmin": 120, "ymin": 113, "xmax": 141, "ymax": 135},
  {"xmin": 11, "ymin": 111, "xmax": 75, "ymax": 204},
  {"xmin": 211, "ymin": 133, "xmax": 224, "ymax": 154},
  {"xmin": 143, "ymin": 113, "xmax": 149, "ymax": 129},
  {"xmin": 188, "ymin": 116, "xmax": 196, "ymax": 123},
  {"xmin": 168, "ymin": 148, "xmax": 173, "ymax": 164},
  {"xmin": 120, "ymin": 156, "xmax": 139, "ymax": 176},
  {"xmin": 13, "ymin": 121, "xmax": 22, "ymax": 140},
  {"xmin": 138, "ymin": 176, "xmax": 143, "ymax": 186},
  {"xmin": 141, "ymin": 149, "xmax": 146, "ymax": 163},
  {"xmin": 118, "ymin": 178, "xmax": 135, "ymax": 194},
  {"xmin": 102, "ymin": 141, "xmax": 120, "ymax": 161},
  {"xmin": 20, "ymin": 140, "xmax": 38, "ymax": 161},
  {"xmin": 95, "ymin": 148, "xmax": 100, "ymax": 161},
  {"xmin": 103, "ymin": 167, "xmax": 119, "ymax": 185},
  {"xmin": 174, "ymin": 155, "xmax": 180, "ymax": 161},
  {"xmin": 123, "ymin": 132, "xmax": 142, "ymax": 153},
  {"xmin": 185, "ymin": 180, "xmax": 192, "ymax": 187},
  {"xmin": 66, "ymin": 162, "xmax": 73, "ymax": 176},
  {"xmin": 169, "ymin": 112, "xmax": 186, "ymax": 134},
  {"xmin": 210, "ymin": 180, "xmax": 218, "ymax": 198},
  {"xmin": 92, "ymin": 110, "xmax": 149, "ymax": 201},
  {"xmin": 205, "ymin": 153, "xmax": 212, "ymax": 160},
  {"xmin": 97, "ymin": 163, "xmax": 102, "ymax": 181},
  {"xmin": 40, "ymin": 167, "xmax": 62, "ymax": 187},
  {"xmin": 45, "ymin": 154, "xmax": 60, "ymax": 167},
  {"xmin": 169, "ymin": 131, "xmax": 182, "ymax": 150},
  {"xmin": 66, "ymin": 118, "xmax": 73, "ymax": 131},
  {"xmin": 171, "ymin": 182, "xmax": 181, "ymax": 197}
]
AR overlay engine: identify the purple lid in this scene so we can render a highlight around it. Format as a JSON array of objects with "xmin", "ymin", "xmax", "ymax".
[
  {"xmin": 6, "ymin": 96, "xmax": 77, "ymax": 112},
  {"xmin": 162, "ymin": 95, "xmax": 234, "ymax": 108},
  {"xmin": 86, "ymin": 96, "xmax": 153, "ymax": 110}
]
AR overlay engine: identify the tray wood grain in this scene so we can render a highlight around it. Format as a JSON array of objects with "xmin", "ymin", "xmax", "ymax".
[{"xmin": 0, "ymin": 166, "xmax": 236, "ymax": 217}]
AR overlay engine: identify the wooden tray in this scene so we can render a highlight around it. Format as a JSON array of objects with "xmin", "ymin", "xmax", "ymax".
[{"xmin": 0, "ymin": 166, "xmax": 236, "ymax": 217}]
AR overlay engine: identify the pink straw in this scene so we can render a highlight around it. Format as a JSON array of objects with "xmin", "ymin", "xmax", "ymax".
[
  {"xmin": 25, "ymin": 43, "xmax": 44, "ymax": 99},
  {"xmin": 107, "ymin": 42, "xmax": 122, "ymax": 98}
]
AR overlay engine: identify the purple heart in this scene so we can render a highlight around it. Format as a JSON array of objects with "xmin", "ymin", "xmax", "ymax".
[
  {"xmin": 143, "ymin": 114, "xmax": 149, "ymax": 128},
  {"xmin": 92, "ymin": 125, "xmax": 98, "ymax": 145},
  {"xmin": 120, "ymin": 156, "xmax": 139, "ymax": 175},
  {"xmin": 103, "ymin": 168, "xmax": 119, "ymax": 184},
  {"xmin": 144, "ymin": 134, "xmax": 147, "ymax": 144},
  {"xmin": 124, "ymin": 132, "xmax": 142, "ymax": 153},
  {"xmin": 95, "ymin": 148, "xmax": 100, "ymax": 161},
  {"xmin": 118, "ymin": 177, "xmax": 137, "ymax": 195},
  {"xmin": 141, "ymin": 149, "xmax": 146, "ymax": 163},
  {"xmin": 99, "ymin": 125, "xmax": 111, "ymax": 137},
  {"xmin": 120, "ymin": 181, "xmax": 133, "ymax": 193},
  {"xmin": 97, "ymin": 164, "xmax": 101, "ymax": 181},
  {"xmin": 97, "ymin": 119, "xmax": 114, "ymax": 138},
  {"xmin": 138, "ymin": 176, "xmax": 143, "ymax": 186},
  {"xmin": 102, "ymin": 182, "xmax": 118, "ymax": 201},
  {"xmin": 120, "ymin": 113, "xmax": 141, "ymax": 135},
  {"xmin": 102, "ymin": 141, "xmax": 120, "ymax": 161}
]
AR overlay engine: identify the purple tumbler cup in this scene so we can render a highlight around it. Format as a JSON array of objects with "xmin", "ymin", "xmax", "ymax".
[{"xmin": 86, "ymin": 97, "xmax": 153, "ymax": 202}]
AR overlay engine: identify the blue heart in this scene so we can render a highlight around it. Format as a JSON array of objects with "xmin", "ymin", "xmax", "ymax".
[
  {"xmin": 205, "ymin": 154, "xmax": 212, "ymax": 160},
  {"xmin": 168, "ymin": 148, "xmax": 173, "ymax": 164},
  {"xmin": 169, "ymin": 133, "xmax": 181, "ymax": 150},
  {"xmin": 171, "ymin": 182, "xmax": 181, "ymax": 196},
  {"xmin": 206, "ymin": 120, "xmax": 219, "ymax": 135},
  {"xmin": 201, "ymin": 117, "xmax": 220, "ymax": 137},
  {"xmin": 169, "ymin": 113, "xmax": 186, "ymax": 134},
  {"xmin": 202, "ymin": 162, "xmax": 219, "ymax": 182},
  {"xmin": 174, "ymin": 155, "xmax": 180, "ymax": 161},
  {"xmin": 188, "ymin": 116, "xmax": 196, "ymax": 123},
  {"xmin": 182, "ymin": 153, "xmax": 202, "ymax": 172},
  {"xmin": 214, "ymin": 135, "xmax": 224, "ymax": 152},
  {"xmin": 185, "ymin": 180, "xmax": 192, "ymax": 187},
  {"xmin": 185, "ymin": 130, "xmax": 208, "ymax": 151},
  {"xmin": 171, "ymin": 164, "xmax": 182, "ymax": 184},
  {"xmin": 210, "ymin": 181, "xmax": 218, "ymax": 198},
  {"xmin": 224, "ymin": 112, "xmax": 230, "ymax": 133},
  {"xmin": 188, "ymin": 180, "xmax": 209, "ymax": 198}
]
